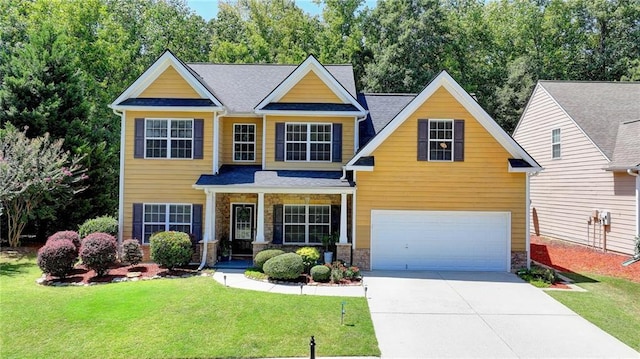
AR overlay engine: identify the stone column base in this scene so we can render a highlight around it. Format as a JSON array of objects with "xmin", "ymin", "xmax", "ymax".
[
  {"xmin": 335, "ymin": 243, "xmax": 352, "ymax": 265},
  {"xmin": 252, "ymin": 241, "xmax": 271, "ymax": 264},
  {"xmin": 511, "ymin": 251, "xmax": 528, "ymax": 271},
  {"xmin": 199, "ymin": 239, "xmax": 219, "ymax": 267},
  {"xmin": 353, "ymin": 248, "xmax": 370, "ymax": 270}
]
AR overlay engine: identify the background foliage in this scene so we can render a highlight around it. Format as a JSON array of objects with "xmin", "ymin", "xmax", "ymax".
[{"xmin": 1, "ymin": 0, "xmax": 638, "ymax": 240}]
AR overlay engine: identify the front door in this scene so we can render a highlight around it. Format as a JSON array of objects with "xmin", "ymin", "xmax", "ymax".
[{"xmin": 232, "ymin": 204, "xmax": 254, "ymax": 255}]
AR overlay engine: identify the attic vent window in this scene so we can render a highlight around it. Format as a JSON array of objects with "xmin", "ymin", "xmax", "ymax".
[{"xmin": 552, "ymin": 128, "xmax": 561, "ymax": 159}]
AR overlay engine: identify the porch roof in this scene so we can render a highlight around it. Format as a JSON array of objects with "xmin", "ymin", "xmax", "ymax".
[{"xmin": 194, "ymin": 165, "xmax": 354, "ymax": 191}]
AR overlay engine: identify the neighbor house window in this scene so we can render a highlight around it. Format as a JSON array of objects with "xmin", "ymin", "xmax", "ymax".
[
  {"xmin": 284, "ymin": 205, "xmax": 330, "ymax": 244},
  {"xmin": 285, "ymin": 123, "xmax": 331, "ymax": 161},
  {"xmin": 429, "ymin": 120, "xmax": 453, "ymax": 161},
  {"xmin": 233, "ymin": 124, "xmax": 256, "ymax": 161},
  {"xmin": 552, "ymin": 128, "xmax": 561, "ymax": 159},
  {"xmin": 142, "ymin": 204, "xmax": 192, "ymax": 243},
  {"xmin": 145, "ymin": 119, "xmax": 193, "ymax": 159}
]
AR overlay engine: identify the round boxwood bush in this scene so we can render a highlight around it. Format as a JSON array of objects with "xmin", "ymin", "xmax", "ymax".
[
  {"xmin": 37, "ymin": 239, "xmax": 77, "ymax": 278},
  {"xmin": 47, "ymin": 231, "xmax": 81, "ymax": 253},
  {"xmin": 263, "ymin": 253, "xmax": 304, "ymax": 280},
  {"xmin": 310, "ymin": 264, "xmax": 331, "ymax": 282},
  {"xmin": 121, "ymin": 239, "xmax": 143, "ymax": 266},
  {"xmin": 80, "ymin": 233, "xmax": 117, "ymax": 276},
  {"xmin": 150, "ymin": 231, "xmax": 193, "ymax": 269},
  {"xmin": 295, "ymin": 246, "xmax": 320, "ymax": 272},
  {"xmin": 254, "ymin": 249, "xmax": 285, "ymax": 270},
  {"xmin": 78, "ymin": 216, "xmax": 118, "ymax": 238}
]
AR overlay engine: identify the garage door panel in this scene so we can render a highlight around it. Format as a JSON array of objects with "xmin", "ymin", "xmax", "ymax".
[{"xmin": 371, "ymin": 210, "xmax": 510, "ymax": 271}]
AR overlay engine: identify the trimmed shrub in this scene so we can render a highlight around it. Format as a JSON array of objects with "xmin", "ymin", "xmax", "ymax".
[
  {"xmin": 47, "ymin": 231, "xmax": 81, "ymax": 253},
  {"xmin": 344, "ymin": 265, "xmax": 361, "ymax": 280},
  {"xmin": 150, "ymin": 231, "xmax": 193, "ymax": 269},
  {"xmin": 295, "ymin": 246, "xmax": 320, "ymax": 272},
  {"xmin": 37, "ymin": 240, "xmax": 77, "ymax": 278},
  {"xmin": 80, "ymin": 233, "xmax": 117, "ymax": 276},
  {"xmin": 310, "ymin": 264, "xmax": 330, "ymax": 282},
  {"xmin": 263, "ymin": 253, "xmax": 304, "ymax": 280},
  {"xmin": 254, "ymin": 249, "xmax": 285, "ymax": 271},
  {"xmin": 121, "ymin": 239, "xmax": 143, "ymax": 266},
  {"xmin": 78, "ymin": 216, "xmax": 118, "ymax": 238}
]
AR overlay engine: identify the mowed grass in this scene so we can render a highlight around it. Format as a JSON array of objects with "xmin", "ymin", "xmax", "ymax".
[
  {"xmin": 548, "ymin": 272, "xmax": 640, "ymax": 352},
  {"xmin": 0, "ymin": 253, "xmax": 379, "ymax": 359}
]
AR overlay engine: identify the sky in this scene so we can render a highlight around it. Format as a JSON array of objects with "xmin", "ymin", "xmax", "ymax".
[{"xmin": 186, "ymin": 0, "xmax": 376, "ymax": 21}]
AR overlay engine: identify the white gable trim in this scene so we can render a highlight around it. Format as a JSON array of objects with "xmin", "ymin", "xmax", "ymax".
[
  {"xmin": 347, "ymin": 71, "xmax": 540, "ymax": 169},
  {"xmin": 254, "ymin": 55, "xmax": 366, "ymax": 113},
  {"xmin": 110, "ymin": 50, "xmax": 224, "ymax": 108}
]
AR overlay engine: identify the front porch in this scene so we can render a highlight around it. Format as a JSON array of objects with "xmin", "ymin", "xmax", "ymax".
[{"xmin": 194, "ymin": 166, "xmax": 355, "ymax": 267}]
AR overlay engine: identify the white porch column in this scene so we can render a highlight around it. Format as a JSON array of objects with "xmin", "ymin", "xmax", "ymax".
[
  {"xmin": 339, "ymin": 193, "xmax": 348, "ymax": 244},
  {"xmin": 205, "ymin": 190, "xmax": 216, "ymax": 241},
  {"xmin": 256, "ymin": 192, "xmax": 265, "ymax": 242}
]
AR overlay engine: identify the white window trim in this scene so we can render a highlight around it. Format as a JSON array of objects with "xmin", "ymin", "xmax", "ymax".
[
  {"xmin": 144, "ymin": 118, "xmax": 194, "ymax": 159},
  {"xmin": 232, "ymin": 123, "xmax": 256, "ymax": 162},
  {"xmin": 284, "ymin": 122, "xmax": 332, "ymax": 162},
  {"xmin": 551, "ymin": 128, "xmax": 561, "ymax": 159},
  {"xmin": 142, "ymin": 203, "xmax": 193, "ymax": 244},
  {"xmin": 428, "ymin": 119, "xmax": 454, "ymax": 162},
  {"xmin": 283, "ymin": 204, "xmax": 331, "ymax": 245}
]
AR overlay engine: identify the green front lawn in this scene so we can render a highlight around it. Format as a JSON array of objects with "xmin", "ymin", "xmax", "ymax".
[
  {"xmin": 548, "ymin": 272, "xmax": 640, "ymax": 352},
  {"xmin": 0, "ymin": 253, "xmax": 379, "ymax": 359}
]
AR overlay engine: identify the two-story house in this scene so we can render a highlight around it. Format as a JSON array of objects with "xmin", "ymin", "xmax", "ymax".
[{"xmin": 110, "ymin": 50, "xmax": 540, "ymax": 271}]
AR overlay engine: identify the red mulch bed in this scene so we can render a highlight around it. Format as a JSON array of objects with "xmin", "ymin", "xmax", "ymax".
[
  {"xmin": 45, "ymin": 263, "xmax": 200, "ymax": 285},
  {"xmin": 531, "ymin": 236, "xmax": 640, "ymax": 283}
]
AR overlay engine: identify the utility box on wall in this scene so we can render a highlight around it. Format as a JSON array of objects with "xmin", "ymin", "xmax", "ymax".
[{"xmin": 599, "ymin": 211, "xmax": 611, "ymax": 226}]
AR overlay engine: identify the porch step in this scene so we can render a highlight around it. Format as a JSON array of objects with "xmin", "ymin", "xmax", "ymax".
[{"xmin": 214, "ymin": 259, "xmax": 253, "ymax": 270}]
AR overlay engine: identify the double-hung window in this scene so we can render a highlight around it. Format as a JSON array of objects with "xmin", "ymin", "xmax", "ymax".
[
  {"xmin": 142, "ymin": 204, "xmax": 192, "ymax": 244},
  {"xmin": 284, "ymin": 205, "xmax": 330, "ymax": 244},
  {"xmin": 285, "ymin": 123, "xmax": 331, "ymax": 161},
  {"xmin": 551, "ymin": 128, "xmax": 561, "ymax": 159},
  {"xmin": 233, "ymin": 124, "xmax": 256, "ymax": 161},
  {"xmin": 145, "ymin": 119, "xmax": 193, "ymax": 159},
  {"xmin": 428, "ymin": 120, "xmax": 453, "ymax": 161}
]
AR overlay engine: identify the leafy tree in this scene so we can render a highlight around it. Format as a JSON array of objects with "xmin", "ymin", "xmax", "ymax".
[{"xmin": 0, "ymin": 124, "xmax": 85, "ymax": 247}]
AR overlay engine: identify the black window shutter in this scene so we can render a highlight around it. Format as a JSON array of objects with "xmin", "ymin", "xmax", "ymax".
[
  {"xmin": 192, "ymin": 204, "xmax": 203, "ymax": 242},
  {"xmin": 454, "ymin": 120, "xmax": 465, "ymax": 162},
  {"xmin": 132, "ymin": 203, "xmax": 143, "ymax": 243},
  {"xmin": 134, "ymin": 119, "xmax": 145, "ymax": 158},
  {"xmin": 272, "ymin": 204, "xmax": 283, "ymax": 244},
  {"xmin": 330, "ymin": 205, "xmax": 340, "ymax": 236},
  {"xmin": 417, "ymin": 119, "xmax": 428, "ymax": 161},
  {"xmin": 332, "ymin": 123, "xmax": 342, "ymax": 162},
  {"xmin": 275, "ymin": 123, "xmax": 285, "ymax": 161},
  {"xmin": 193, "ymin": 119, "xmax": 204, "ymax": 159}
]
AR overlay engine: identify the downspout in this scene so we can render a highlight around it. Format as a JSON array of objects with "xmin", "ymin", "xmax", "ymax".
[
  {"xmin": 526, "ymin": 171, "xmax": 540, "ymax": 269},
  {"xmin": 112, "ymin": 108, "xmax": 126, "ymax": 249},
  {"xmin": 628, "ymin": 169, "xmax": 640, "ymax": 237},
  {"xmin": 213, "ymin": 110, "xmax": 227, "ymax": 174}
]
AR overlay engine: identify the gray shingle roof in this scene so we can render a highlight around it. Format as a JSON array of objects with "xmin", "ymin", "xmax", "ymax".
[
  {"xmin": 540, "ymin": 81, "xmax": 640, "ymax": 160},
  {"xmin": 186, "ymin": 63, "xmax": 356, "ymax": 113},
  {"xmin": 609, "ymin": 120, "xmax": 640, "ymax": 168},
  {"xmin": 357, "ymin": 93, "xmax": 416, "ymax": 146}
]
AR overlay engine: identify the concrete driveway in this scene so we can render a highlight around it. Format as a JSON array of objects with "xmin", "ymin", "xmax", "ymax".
[{"xmin": 364, "ymin": 271, "xmax": 639, "ymax": 358}]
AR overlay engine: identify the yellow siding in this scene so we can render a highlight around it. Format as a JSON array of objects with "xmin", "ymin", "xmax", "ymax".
[
  {"xmin": 139, "ymin": 66, "xmax": 202, "ymax": 98},
  {"xmin": 279, "ymin": 71, "xmax": 344, "ymax": 103},
  {"xmin": 122, "ymin": 110, "xmax": 213, "ymax": 240},
  {"xmin": 356, "ymin": 87, "xmax": 527, "ymax": 251},
  {"xmin": 264, "ymin": 115, "xmax": 355, "ymax": 170},
  {"xmin": 220, "ymin": 117, "xmax": 263, "ymax": 165}
]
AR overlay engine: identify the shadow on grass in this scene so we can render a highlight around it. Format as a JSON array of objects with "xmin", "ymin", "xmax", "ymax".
[
  {"xmin": 558, "ymin": 271, "xmax": 599, "ymax": 284},
  {"xmin": 531, "ymin": 243, "xmax": 599, "ymax": 284},
  {"xmin": 0, "ymin": 261, "xmax": 36, "ymax": 277}
]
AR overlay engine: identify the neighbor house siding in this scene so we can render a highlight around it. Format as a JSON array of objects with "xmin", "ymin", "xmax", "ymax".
[
  {"xmin": 264, "ymin": 115, "xmax": 355, "ymax": 170},
  {"xmin": 139, "ymin": 66, "xmax": 201, "ymax": 98},
  {"xmin": 122, "ymin": 110, "xmax": 212, "ymax": 241},
  {"xmin": 514, "ymin": 86, "xmax": 637, "ymax": 255},
  {"xmin": 355, "ymin": 87, "xmax": 527, "ymax": 252},
  {"xmin": 220, "ymin": 117, "xmax": 263, "ymax": 165},
  {"xmin": 279, "ymin": 71, "xmax": 343, "ymax": 103}
]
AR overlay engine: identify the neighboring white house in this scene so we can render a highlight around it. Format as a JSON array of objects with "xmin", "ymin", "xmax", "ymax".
[{"xmin": 514, "ymin": 81, "xmax": 640, "ymax": 255}]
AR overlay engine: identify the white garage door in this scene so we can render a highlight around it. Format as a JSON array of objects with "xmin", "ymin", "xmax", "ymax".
[{"xmin": 371, "ymin": 210, "xmax": 511, "ymax": 271}]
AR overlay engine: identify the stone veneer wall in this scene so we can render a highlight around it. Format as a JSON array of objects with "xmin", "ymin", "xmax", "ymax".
[
  {"xmin": 511, "ymin": 251, "xmax": 528, "ymax": 271},
  {"xmin": 353, "ymin": 248, "xmax": 370, "ymax": 270}
]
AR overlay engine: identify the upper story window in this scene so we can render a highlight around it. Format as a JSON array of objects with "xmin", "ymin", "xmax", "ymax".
[
  {"xmin": 418, "ymin": 119, "xmax": 464, "ymax": 162},
  {"xmin": 145, "ymin": 119, "xmax": 193, "ymax": 159},
  {"xmin": 233, "ymin": 124, "xmax": 256, "ymax": 162},
  {"xmin": 285, "ymin": 123, "xmax": 332, "ymax": 161},
  {"xmin": 283, "ymin": 205, "xmax": 330, "ymax": 244},
  {"xmin": 142, "ymin": 203, "xmax": 192, "ymax": 244},
  {"xmin": 551, "ymin": 128, "xmax": 561, "ymax": 159}
]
